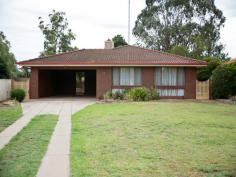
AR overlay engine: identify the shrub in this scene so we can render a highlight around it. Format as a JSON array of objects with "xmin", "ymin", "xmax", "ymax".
[
  {"xmin": 211, "ymin": 65, "xmax": 236, "ymax": 99},
  {"xmin": 10, "ymin": 89, "xmax": 26, "ymax": 102},
  {"xmin": 112, "ymin": 91, "xmax": 125, "ymax": 100},
  {"xmin": 129, "ymin": 87, "xmax": 151, "ymax": 101},
  {"xmin": 231, "ymin": 95, "xmax": 236, "ymax": 101},
  {"xmin": 150, "ymin": 88, "xmax": 160, "ymax": 100},
  {"xmin": 103, "ymin": 91, "xmax": 112, "ymax": 100}
]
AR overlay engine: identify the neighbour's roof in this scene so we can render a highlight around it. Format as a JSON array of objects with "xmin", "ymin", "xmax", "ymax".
[
  {"xmin": 18, "ymin": 45, "xmax": 207, "ymax": 67},
  {"xmin": 225, "ymin": 58, "xmax": 236, "ymax": 64}
]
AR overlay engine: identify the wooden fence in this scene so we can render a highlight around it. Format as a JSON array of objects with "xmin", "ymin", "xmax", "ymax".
[
  {"xmin": 196, "ymin": 80, "xmax": 210, "ymax": 100},
  {"xmin": 12, "ymin": 79, "xmax": 29, "ymax": 100}
]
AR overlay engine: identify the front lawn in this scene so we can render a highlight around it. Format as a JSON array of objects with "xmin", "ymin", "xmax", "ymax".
[
  {"xmin": 0, "ymin": 114, "xmax": 58, "ymax": 177},
  {"xmin": 0, "ymin": 103, "xmax": 22, "ymax": 133},
  {"xmin": 71, "ymin": 101, "xmax": 236, "ymax": 177}
]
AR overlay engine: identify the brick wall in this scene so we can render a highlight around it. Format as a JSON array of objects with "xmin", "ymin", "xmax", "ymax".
[
  {"xmin": 96, "ymin": 67, "xmax": 112, "ymax": 99},
  {"xmin": 142, "ymin": 67, "xmax": 155, "ymax": 88},
  {"xmin": 184, "ymin": 67, "xmax": 197, "ymax": 99},
  {"xmin": 29, "ymin": 67, "xmax": 197, "ymax": 99},
  {"xmin": 30, "ymin": 68, "xmax": 39, "ymax": 99}
]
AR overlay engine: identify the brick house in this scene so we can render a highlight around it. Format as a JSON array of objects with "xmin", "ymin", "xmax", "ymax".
[{"xmin": 18, "ymin": 40, "xmax": 207, "ymax": 99}]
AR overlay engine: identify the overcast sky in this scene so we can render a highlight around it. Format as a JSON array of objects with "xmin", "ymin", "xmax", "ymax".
[{"xmin": 0, "ymin": 0, "xmax": 236, "ymax": 61}]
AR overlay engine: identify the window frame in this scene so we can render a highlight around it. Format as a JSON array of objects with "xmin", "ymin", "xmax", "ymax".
[
  {"xmin": 155, "ymin": 67, "xmax": 185, "ymax": 97},
  {"xmin": 112, "ymin": 67, "xmax": 142, "ymax": 86},
  {"xmin": 155, "ymin": 67, "xmax": 185, "ymax": 87}
]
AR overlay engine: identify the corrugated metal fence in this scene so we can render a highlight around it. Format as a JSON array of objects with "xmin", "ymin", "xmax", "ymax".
[{"xmin": 0, "ymin": 79, "xmax": 11, "ymax": 101}]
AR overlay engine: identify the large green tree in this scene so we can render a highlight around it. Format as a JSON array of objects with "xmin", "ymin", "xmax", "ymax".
[
  {"xmin": 0, "ymin": 31, "xmax": 17, "ymax": 79},
  {"xmin": 133, "ymin": 0, "xmax": 227, "ymax": 60},
  {"xmin": 39, "ymin": 10, "xmax": 77, "ymax": 56},
  {"xmin": 112, "ymin": 34, "xmax": 128, "ymax": 47}
]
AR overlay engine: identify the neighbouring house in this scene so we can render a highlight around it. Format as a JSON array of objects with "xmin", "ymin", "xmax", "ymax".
[
  {"xmin": 225, "ymin": 58, "xmax": 236, "ymax": 65},
  {"xmin": 18, "ymin": 39, "xmax": 207, "ymax": 99}
]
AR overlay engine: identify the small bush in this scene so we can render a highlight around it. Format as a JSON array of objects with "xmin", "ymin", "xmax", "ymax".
[
  {"xmin": 150, "ymin": 88, "xmax": 159, "ymax": 100},
  {"xmin": 11, "ymin": 89, "xmax": 26, "ymax": 102},
  {"xmin": 231, "ymin": 95, "xmax": 236, "ymax": 101},
  {"xmin": 103, "ymin": 91, "xmax": 112, "ymax": 100},
  {"xmin": 129, "ymin": 87, "xmax": 151, "ymax": 101},
  {"xmin": 112, "ymin": 91, "xmax": 125, "ymax": 100}
]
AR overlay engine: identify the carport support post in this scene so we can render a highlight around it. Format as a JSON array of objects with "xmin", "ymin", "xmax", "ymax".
[{"xmin": 30, "ymin": 68, "xmax": 39, "ymax": 99}]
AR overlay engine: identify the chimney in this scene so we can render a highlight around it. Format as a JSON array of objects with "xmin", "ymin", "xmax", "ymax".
[{"xmin": 104, "ymin": 39, "xmax": 114, "ymax": 49}]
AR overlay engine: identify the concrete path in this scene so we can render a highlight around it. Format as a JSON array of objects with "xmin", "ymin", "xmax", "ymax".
[
  {"xmin": 36, "ymin": 98, "xmax": 95, "ymax": 177},
  {"xmin": 0, "ymin": 97, "xmax": 95, "ymax": 177}
]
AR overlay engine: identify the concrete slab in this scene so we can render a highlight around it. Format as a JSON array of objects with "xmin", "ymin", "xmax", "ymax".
[
  {"xmin": 0, "ymin": 97, "xmax": 95, "ymax": 177},
  {"xmin": 36, "ymin": 98, "xmax": 95, "ymax": 177}
]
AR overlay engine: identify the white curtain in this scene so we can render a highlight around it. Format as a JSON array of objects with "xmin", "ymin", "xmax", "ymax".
[
  {"xmin": 159, "ymin": 89, "xmax": 184, "ymax": 96},
  {"xmin": 134, "ymin": 68, "xmax": 141, "ymax": 85},
  {"xmin": 177, "ymin": 68, "xmax": 185, "ymax": 86},
  {"xmin": 120, "ymin": 68, "xmax": 130, "ymax": 85},
  {"xmin": 155, "ymin": 68, "xmax": 162, "ymax": 86},
  {"xmin": 156, "ymin": 67, "xmax": 184, "ymax": 86},
  {"xmin": 129, "ymin": 68, "xmax": 135, "ymax": 85},
  {"xmin": 114, "ymin": 67, "xmax": 141, "ymax": 86},
  {"xmin": 113, "ymin": 68, "xmax": 120, "ymax": 86},
  {"xmin": 162, "ymin": 68, "xmax": 177, "ymax": 86}
]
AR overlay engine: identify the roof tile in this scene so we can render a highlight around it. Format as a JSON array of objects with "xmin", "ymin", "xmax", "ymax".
[{"xmin": 18, "ymin": 45, "xmax": 207, "ymax": 66}]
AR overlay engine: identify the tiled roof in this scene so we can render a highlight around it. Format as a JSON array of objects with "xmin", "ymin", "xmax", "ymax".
[
  {"xmin": 18, "ymin": 45, "xmax": 207, "ymax": 67},
  {"xmin": 225, "ymin": 58, "xmax": 236, "ymax": 64}
]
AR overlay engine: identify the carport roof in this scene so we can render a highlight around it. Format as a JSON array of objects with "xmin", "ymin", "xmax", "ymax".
[{"xmin": 18, "ymin": 45, "xmax": 207, "ymax": 67}]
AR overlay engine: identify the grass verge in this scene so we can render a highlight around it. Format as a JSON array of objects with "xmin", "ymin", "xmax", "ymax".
[
  {"xmin": 0, "ymin": 114, "xmax": 58, "ymax": 177},
  {"xmin": 71, "ymin": 101, "xmax": 236, "ymax": 177},
  {"xmin": 0, "ymin": 103, "xmax": 22, "ymax": 133}
]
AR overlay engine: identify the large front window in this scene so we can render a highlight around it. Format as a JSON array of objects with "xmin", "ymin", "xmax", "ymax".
[
  {"xmin": 113, "ymin": 67, "xmax": 141, "ymax": 86},
  {"xmin": 155, "ymin": 67, "xmax": 185, "ymax": 96}
]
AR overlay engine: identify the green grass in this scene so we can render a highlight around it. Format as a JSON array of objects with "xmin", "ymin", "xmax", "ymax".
[
  {"xmin": 0, "ymin": 114, "xmax": 58, "ymax": 177},
  {"xmin": 71, "ymin": 101, "xmax": 236, "ymax": 177},
  {"xmin": 0, "ymin": 104, "xmax": 22, "ymax": 132}
]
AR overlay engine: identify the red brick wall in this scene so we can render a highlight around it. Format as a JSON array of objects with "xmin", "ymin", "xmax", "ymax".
[
  {"xmin": 96, "ymin": 67, "xmax": 112, "ymax": 99},
  {"xmin": 142, "ymin": 67, "xmax": 155, "ymax": 88},
  {"xmin": 30, "ymin": 68, "xmax": 39, "ymax": 99},
  {"xmin": 184, "ymin": 67, "xmax": 197, "ymax": 99},
  {"xmin": 38, "ymin": 70, "xmax": 54, "ymax": 97},
  {"xmin": 29, "ymin": 67, "xmax": 197, "ymax": 99}
]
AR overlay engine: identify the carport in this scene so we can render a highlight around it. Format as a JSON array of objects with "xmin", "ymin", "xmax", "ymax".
[{"xmin": 37, "ymin": 69, "xmax": 96, "ymax": 98}]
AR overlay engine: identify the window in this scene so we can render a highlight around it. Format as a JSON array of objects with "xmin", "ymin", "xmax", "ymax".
[
  {"xmin": 113, "ymin": 67, "xmax": 141, "ymax": 86},
  {"xmin": 159, "ymin": 89, "xmax": 184, "ymax": 96},
  {"xmin": 155, "ymin": 67, "xmax": 185, "ymax": 97},
  {"xmin": 155, "ymin": 67, "xmax": 185, "ymax": 86}
]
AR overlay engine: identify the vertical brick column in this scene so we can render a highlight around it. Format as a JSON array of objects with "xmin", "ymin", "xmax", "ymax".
[
  {"xmin": 96, "ymin": 67, "xmax": 112, "ymax": 99},
  {"xmin": 30, "ymin": 68, "xmax": 39, "ymax": 99},
  {"xmin": 184, "ymin": 67, "xmax": 197, "ymax": 99},
  {"xmin": 142, "ymin": 67, "xmax": 155, "ymax": 88}
]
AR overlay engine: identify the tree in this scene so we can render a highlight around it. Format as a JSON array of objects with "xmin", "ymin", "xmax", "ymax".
[
  {"xmin": 39, "ymin": 10, "xmax": 77, "ymax": 56},
  {"xmin": 197, "ymin": 56, "xmax": 221, "ymax": 81},
  {"xmin": 112, "ymin": 34, "xmax": 128, "ymax": 47},
  {"xmin": 0, "ymin": 31, "xmax": 17, "ymax": 79},
  {"xmin": 133, "ymin": 0, "xmax": 227, "ymax": 60},
  {"xmin": 211, "ymin": 64, "xmax": 236, "ymax": 99},
  {"xmin": 169, "ymin": 45, "xmax": 189, "ymax": 57}
]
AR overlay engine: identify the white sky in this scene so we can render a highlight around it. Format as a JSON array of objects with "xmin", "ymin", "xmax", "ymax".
[{"xmin": 0, "ymin": 0, "xmax": 236, "ymax": 61}]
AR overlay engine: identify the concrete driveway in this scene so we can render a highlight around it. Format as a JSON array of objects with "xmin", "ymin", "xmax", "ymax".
[{"xmin": 0, "ymin": 97, "xmax": 96, "ymax": 177}]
